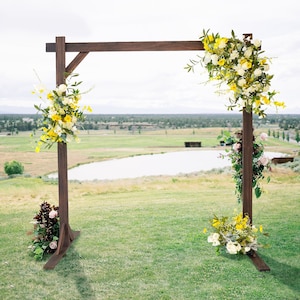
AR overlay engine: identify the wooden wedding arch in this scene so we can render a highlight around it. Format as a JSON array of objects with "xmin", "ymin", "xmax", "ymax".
[{"xmin": 43, "ymin": 36, "xmax": 270, "ymax": 271}]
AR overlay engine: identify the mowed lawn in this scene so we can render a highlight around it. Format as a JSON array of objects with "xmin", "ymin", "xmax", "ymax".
[{"xmin": 0, "ymin": 129, "xmax": 299, "ymax": 299}]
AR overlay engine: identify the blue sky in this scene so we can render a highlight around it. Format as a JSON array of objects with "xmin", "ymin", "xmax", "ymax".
[{"xmin": 1, "ymin": 0, "xmax": 300, "ymax": 114}]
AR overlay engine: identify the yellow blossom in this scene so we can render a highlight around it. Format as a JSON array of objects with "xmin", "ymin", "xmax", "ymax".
[
  {"xmin": 274, "ymin": 101, "xmax": 286, "ymax": 108},
  {"xmin": 230, "ymin": 83, "xmax": 237, "ymax": 91},
  {"xmin": 47, "ymin": 92, "xmax": 54, "ymax": 100},
  {"xmin": 51, "ymin": 114, "xmax": 61, "ymax": 121},
  {"xmin": 218, "ymin": 58, "xmax": 226, "ymax": 66},
  {"xmin": 63, "ymin": 115, "xmax": 72, "ymax": 123},
  {"xmin": 261, "ymin": 96, "xmax": 270, "ymax": 105},
  {"xmin": 259, "ymin": 225, "xmax": 263, "ymax": 233},
  {"xmin": 212, "ymin": 218, "xmax": 221, "ymax": 228},
  {"xmin": 203, "ymin": 228, "xmax": 207, "ymax": 234}
]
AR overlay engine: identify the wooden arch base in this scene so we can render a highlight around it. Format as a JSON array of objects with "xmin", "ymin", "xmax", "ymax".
[
  {"xmin": 44, "ymin": 224, "xmax": 80, "ymax": 270},
  {"xmin": 43, "ymin": 36, "xmax": 270, "ymax": 271}
]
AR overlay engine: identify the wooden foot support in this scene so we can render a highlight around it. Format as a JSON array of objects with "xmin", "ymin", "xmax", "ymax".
[
  {"xmin": 248, "ymin": 251, "xmax": 270, "ymax": 272},
  {"xmin": 44, "ymin": 223, "xmax": 80, "ymax": 270}
]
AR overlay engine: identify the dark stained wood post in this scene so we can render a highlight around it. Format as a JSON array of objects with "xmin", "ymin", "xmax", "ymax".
[
  {"xmin": 44, "ymin": 37, "xmax": 79, "ymax": 270},
  {"xmin": 242, "ymin": 109, "xmax": 270, "ymax": 271},
  {"xmin": 242, "ymin": 109, "xmax": 253, "ymax": 221}
]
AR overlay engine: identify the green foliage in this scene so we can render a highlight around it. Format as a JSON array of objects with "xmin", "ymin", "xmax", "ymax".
[
  {"xmin": 4, "ymin": 160, "xmax": 24, "ymax": 176},
  {"xmin": 219, "ymin": 130, "xmax": 270, "ymax": 202},
  {"xmin": 28, "ymin": 201, "xmax": 59, "ymax": 260}
]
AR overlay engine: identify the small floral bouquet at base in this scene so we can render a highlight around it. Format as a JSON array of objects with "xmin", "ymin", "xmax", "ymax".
[
  {"xmin": 28, "ymin": 201, "xmax": 59, "ymax": 260},
  {"xmin": 204, "ymin": 211, "xmax": 269, "ymax": 255}
]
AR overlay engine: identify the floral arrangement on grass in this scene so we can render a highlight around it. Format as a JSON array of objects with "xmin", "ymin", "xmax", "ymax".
[
  {"xmin": 28, "ymin": 201, "xmax": 59, "ymax": 260},
  {"xmin": 186, "ymin": 29, "xmax": 285, "ymax": 117},
  {"xmin": 32, "ymin": 73, "xmax": 92, "ymax": 152},
  {"xmin": 204, "ymin": 211, "xmax": 269, "ymax": 255},
  {"xmin": 219, "ymin": 130, "xmax": 271, "ymax": 202}
]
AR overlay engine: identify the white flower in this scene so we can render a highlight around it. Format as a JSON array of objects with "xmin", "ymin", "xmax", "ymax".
[
  {"xmin": 207, "ymin": 233, "xmax": 220, "ymax": 246},
  {"xmin": 234, "ymin": 65, "xmax": 245, "ymax": 76},
  {"xmin": 238, "ymin": 78, "xmax": 246, "ymax": 87},
  {"xmin": 57, "ymin": 84, "xmax": 67, "ymax": 96},
  {"xmin": 49, "ymin": 241, "xmax": 58, "ymax": 250},
  {"xmin": 244, "ymin": 246, "xmax": 251, "ymax": 253},
  {"xmin": 204, "ymin": 52, "xmax": 212, "ymax": 64},
  {"xmin": 49, "ymin": 210, "xmax": 58, "ymax": 219},
  {"xmin": 254, "ymin": 68, "xmax": 262, "ymax": 77},
  {"xmin": 230, "ymin": 50, "xmax": 239, "ymax": 60},
  {"xmin": 244, "ymin": 48, "xmax": 252, "ymax": 58},
  {"xmin": 226, "ymin": 241, "xmax": 241, "ymax": 254},
  {"xmin": 232, "ymin": 143, "xmax": 241, "ymax": 152},
  {"xmin": 254, "ymin": 39, "xmax": 261, "ymax": 48},
  {"xmin": 259, "ymin": 155, "xmax": 269, "ymax": 166},
  {"xmin": 211, "ymin": 54, "xmax": 219, "ymax": 66}
]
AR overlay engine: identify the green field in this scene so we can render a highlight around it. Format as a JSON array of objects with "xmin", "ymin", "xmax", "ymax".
[{"xmin": 0, "ymin": 129, "xmax": 299, "ymax": 299}]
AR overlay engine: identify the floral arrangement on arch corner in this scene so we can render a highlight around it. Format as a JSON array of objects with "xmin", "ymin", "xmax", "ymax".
[
  {"xmin": 185, "ymin": 29, "xmax": 285, "ymax": 118},
  {"xmin": 28, "ymin": 201, "xmax": 59, "ymax": 260},
  {"xmin": 203, "ymin": 210, "xmax": 269, "ymax": 255},
  {"xmin": 32, "ymin": 73, "xmax": 92, "ymax": 152}
]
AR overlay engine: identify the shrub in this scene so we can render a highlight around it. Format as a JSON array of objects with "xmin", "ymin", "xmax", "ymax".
[{"xmin": 4, "ymin": 160, "xmax": 24, "ymax": 176}]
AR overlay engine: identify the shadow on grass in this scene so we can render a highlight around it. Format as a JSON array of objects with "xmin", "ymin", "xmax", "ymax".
[
  {"xmin": 261, "ymin": 254, "xmax": 300, "ymax": 294},
  {"xmin": 55, "ymin": 248, "xmax": 97, "ymax": 300}
]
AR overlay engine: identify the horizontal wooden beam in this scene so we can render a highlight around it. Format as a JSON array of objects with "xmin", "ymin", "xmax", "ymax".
[{"xmin": 46, "ymin": 40, "xmax": 204, "ymax": 52}]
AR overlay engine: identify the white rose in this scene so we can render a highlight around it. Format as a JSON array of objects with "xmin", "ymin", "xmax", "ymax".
[
  {"xmin": 207, "ymin": 233, "xmax": 220, "ymax": 246},
  {"xmin": 226, "ymin": 241, "xmax": 241, "ymax": 254},
  {"xmin": 254, "ymin": 39, "xmax": 261, "ymax": 48},
  {"xmin": 49, "ymin": 241, "xmax": 57, "ymax": 250},
  {"xmin": 58, "ymin": 84, "xmax": 67, "ymax": 94},
  {"xmin": 49, "ymin": 210, "xmax": 58, "ymax": 219},
  {"xmin": 238, "ymin": 78, "xmax": 246, "ymax": 87},
  {"xmin": 254, "ymin": 68, "xmax": 262, "ymax": 77},
  {"xmin": 259, "ymin": 155, "xmax": 269, "ymax": 166},
  {"xmin": 244, "ymin": 246, "xmax": 251, "ymax": 253},
  {"xmin": 230, "ymin": 50, "xmax": 239, "ymax": 60}
]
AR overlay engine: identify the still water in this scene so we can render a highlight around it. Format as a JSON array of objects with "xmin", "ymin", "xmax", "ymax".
[{"xmin": 48, "ymin": 150, "xmax": 282, "ymax": 181}]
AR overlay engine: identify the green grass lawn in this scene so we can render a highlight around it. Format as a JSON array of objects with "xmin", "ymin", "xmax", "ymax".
[
  {"xmin": 0, "ymin": 171, "xmax": 299, "ymax": 300},
  {"xmin": 0, "ymin": 128, "xmax": 299, "ymax": 299}
]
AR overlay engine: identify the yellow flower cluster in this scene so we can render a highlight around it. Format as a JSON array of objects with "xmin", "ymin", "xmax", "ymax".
[
  {"xmin": 187, "ymin": 30, "xmax": 285, "ymax": 117},
  {"xmin": 206, "ymin": 212, "xmax": 268, "ymax": 255},
  {"xmin": 32, "ymin": 74, "xmax": 92, "ymax": 152}
]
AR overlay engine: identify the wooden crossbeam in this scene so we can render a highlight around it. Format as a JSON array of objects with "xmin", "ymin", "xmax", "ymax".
[{"xmin": 46, "ymin": 40, "xmax": 204, "ymax": 52}]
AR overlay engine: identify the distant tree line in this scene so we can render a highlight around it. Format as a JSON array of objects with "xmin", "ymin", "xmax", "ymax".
[{"xmin": 0, "ymin": 113, "xmax": 299, "ymax": 135}]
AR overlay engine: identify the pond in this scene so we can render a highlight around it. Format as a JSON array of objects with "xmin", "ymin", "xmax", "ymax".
[{"xmin": 48, "ymin": 150, "xmax": 283, "ymax": 181}]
